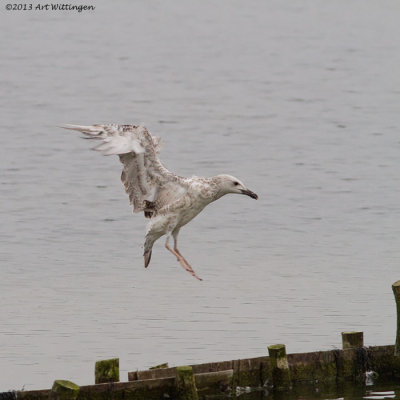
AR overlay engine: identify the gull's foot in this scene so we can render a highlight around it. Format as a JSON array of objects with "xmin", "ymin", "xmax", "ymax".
[{"xmin": 177, "ymin": 258, "xmax": 202, "ymax": 281}]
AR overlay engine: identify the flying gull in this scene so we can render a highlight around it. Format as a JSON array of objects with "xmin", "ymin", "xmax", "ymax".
[{"xmin": 62, "ymin": 124, "xmax": 258, "ymax": 281}]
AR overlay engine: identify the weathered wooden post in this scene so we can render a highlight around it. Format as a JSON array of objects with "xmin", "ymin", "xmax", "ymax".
[
  {"xmin": 175, "ymin": 366, "xmax": 198, "ymax": 400},
  {"xmin": 95, "ymin": 358, "xmax": 119, "ymax": 384},
  {"xmin": 341, "ymin": 332, "xmax": 364, "ymax": 349},
  {"xmin": 338, "ymin": 332, "xmax": 366, "ymax": 381},
  {"xmin": 49, "ymin": 380, "xmax": 80, "ymax": 400},
  {"xmin": 393, "ymin": 280, "xmax": 400, "ymax": 356},
  {"xmin": 268, "ymin": 344, "xmax": 291, "ymax": 391}
]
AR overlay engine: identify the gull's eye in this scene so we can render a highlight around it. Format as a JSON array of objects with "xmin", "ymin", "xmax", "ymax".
[{"xmin": 233, "ymin": 181, "xmax": 239, "ymax": 186}]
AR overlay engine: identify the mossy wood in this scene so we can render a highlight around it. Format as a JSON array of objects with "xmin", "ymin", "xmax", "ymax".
[
  {"xmin": 231, "ymin": 357, "xmax": 270, "ymax": 388},
  {"xmin": 393, "ymin": 280, "xmax": 400, "ymax": 356},
  {"xmin": 175, "ymin": 366, "xmax": 198, "ymax": 400},
  {"xmin": 94, "ymin": 358, "xmax": 119, "ymax": 384},
  {"xmin": 194, "ymin": 370, "xmax": 233, "ymax": 396},
  {"xmin": 268, "ymin": 344, "xmax": 291, "ymax": 391},
  {"xmin": 337, "ymin": 348, "xmax": 368, "ymax": 382},
  {"xmin": 288, "ymin": 350, "xmax": 337, "ymax": 384},
  {"xmin": 13, "ymin": 345, "xmax": 400, "ymax": 400},
  {"xmin": 341, "ymin": 332, "xmax": 364, "ymax": 349},
  {"xmin": 129, "ymin": 360, "xmax": 234, "ymax": 382},
  {"xmin": 49, "ymin": 380, "xmax": 79, "ymax": 400},
  {"xmin": 149, "ymin": 362, "xmax": 169, "ymax": 370}
]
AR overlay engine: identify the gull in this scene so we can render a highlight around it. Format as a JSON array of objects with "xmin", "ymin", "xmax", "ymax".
[{"xmin": 62, "ymin": 124, "xmax": 258, "ymax": 281}]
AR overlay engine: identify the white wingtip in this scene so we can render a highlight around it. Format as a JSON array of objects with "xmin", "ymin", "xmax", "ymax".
[
  {"xmin": 60, "ymin": 124, "xmax": 87, "ymax": 130},
  {"xmin": 59, "ymin": 124, "xmax": 102, "ymax": 134}
]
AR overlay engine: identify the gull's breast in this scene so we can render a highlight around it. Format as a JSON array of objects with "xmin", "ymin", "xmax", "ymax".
[{"xmin": 176, "ymin": 195, "xmax": 208, "ymax": 228}]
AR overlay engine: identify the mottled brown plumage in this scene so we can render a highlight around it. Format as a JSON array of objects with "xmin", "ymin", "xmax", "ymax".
[{"xmin": 62, "ymin": 123, "xmax": 258, "ymax": 280}]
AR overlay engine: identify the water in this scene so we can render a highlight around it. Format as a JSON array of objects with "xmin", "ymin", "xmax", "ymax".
[
  {"xmin": 1, "ymin": 0, "xmax": 400, "ymax": 392},
  {"xmin": 232, "ymin": 379, "xmax": 400, "ymax": 400}
]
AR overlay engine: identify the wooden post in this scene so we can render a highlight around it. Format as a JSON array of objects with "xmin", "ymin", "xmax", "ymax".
[
  {"xmin": 95, "ymin": 358, "xmax": 119, "ymax": 384},
  {"xmin": 341, "ymin": 332, "xmax": 364, "ymax": 349},
  {"xmin": 339, "ymin": 332, "xmax": 366, "ymax": 381},
  {"xmin": 393, "ymin": 280, "xmax": 400, "ymax": 356},
  {"xmin": 268, "ymin": 344, "xmax": 291, "ymax": 391},
  {"xmin": 49, "ymin": 380, "xmax": 80, "ymax": 400},
  {"xmin": 175, "ymin": 366, "xmax": 198, "ymax": 400}
]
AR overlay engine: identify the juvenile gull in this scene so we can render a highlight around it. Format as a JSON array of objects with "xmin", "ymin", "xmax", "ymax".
[{"xmin": 62, "ymin": 124, "xmax": 258, "ymax": 281}]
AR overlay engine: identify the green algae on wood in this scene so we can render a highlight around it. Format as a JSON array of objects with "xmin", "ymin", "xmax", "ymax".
[
  {"xmin": 342, "ymin": 332, "xmax": 364, "ymax": 349},
  {"xmin": 149, "ymin": 362, "xmax": 169, "ymax": 370},
  {"xmin": 338, "ymin": 332, "xmax": 365, "ymax": 382},
  {"xmin": 14, "ymin": 345, "xmax": 400, "ymax": 400},
  {"xmin": 130, "ymin": 366, "xmax": 177, "ymax": 381},
  {"xmin": 95, "ymin": 358, "xmax": 119, "ymax": 384},
  {"xmin": 268, "ymin": 344, "xmax": 291, "ymax": 391},
  {"xmin": 392, "ymin": 280, "xmax": 400, "ymax": 356},
  {"xmin": 175, "ymin": 366, "xmax": 198, "ymax": 400},
  {"xmin": 366, "ymin": 345, "xmax": 400, "ymax": 378},
  {"xmin": 77, "ymin": 377, "xmax": 176, "ymax": 400},
  {"xmin": 231, "ymin": 356, "xmax": 269, "ymax": 388},
  {"xmin": 49, "ymin": 380, "xmax": 79, "ymax": 400},
  {"xmin": 288, "ymin": 350, "xmax": 338, "ymax": 384},
  {"xmin": 337, "ymin": 347, "xmax": 367, "ymax": 382},
  {"xmin": 194, "ymin": 370, "xmax": 233, "ymax": 396}
]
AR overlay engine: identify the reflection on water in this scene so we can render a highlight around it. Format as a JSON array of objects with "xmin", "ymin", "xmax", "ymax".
[
  {"xmin": 226, "ymin": 379, "xmax": 400, "ymax": 400},
  {"xmin": 2, "ymin": 0, "xmax": 400, "ymax": 392}
]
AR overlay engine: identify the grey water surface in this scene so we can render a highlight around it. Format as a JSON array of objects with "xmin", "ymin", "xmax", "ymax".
[
  {"xmin": 231, "ymin": 378, "xmax": 400, "ymax": 400},
  {"xmin": 1, "ymin": 0, "xmax": 400, "ymax": 391}
]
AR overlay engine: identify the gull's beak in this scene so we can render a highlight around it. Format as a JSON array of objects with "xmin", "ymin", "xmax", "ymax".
[{"xmin": 241, "ymin": 189, "xmax": 258, "ymax": 200}]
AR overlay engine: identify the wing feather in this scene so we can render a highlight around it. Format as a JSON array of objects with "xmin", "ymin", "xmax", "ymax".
[{"xmin": 62, "ymin": 123, "xmax": 187, "ymax": 215}]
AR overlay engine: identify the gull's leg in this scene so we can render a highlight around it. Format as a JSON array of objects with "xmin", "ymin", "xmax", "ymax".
[
  {"xmin": 173, "ymin": 230, "xmax": 202, "ymax": 281},
  {"xmin": 165, "ymin": 233, "xmax": 202, "ymax": 281},
  {"xmin": 172, "ymin": 230, "xmax": 192, "ymax": 269}
]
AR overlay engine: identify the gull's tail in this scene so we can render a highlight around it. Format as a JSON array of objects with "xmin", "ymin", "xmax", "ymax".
[
  {"xmin": 143, "ymin": 234, "xmax": 157, "ymax": 268},
  {"xmin": 144, "ymin": 250, "xmax": 152, "ymax": 268}
]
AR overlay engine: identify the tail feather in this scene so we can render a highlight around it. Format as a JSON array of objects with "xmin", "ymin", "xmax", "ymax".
[
  {"xmin": 144, "ymin": 250, "xmax": 152, "ymax": 268},
  {"xmin": 144, "ymin": 234, "xmax": 159, "ymax": 268}
]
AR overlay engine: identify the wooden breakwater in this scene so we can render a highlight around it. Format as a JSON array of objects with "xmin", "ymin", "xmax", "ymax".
[{"xmin": 2, "ymin": 280, "xmax": 400, "ymax": 400}]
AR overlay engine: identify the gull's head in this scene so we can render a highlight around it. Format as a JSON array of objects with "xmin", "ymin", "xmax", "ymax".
[{"xmin": 215, "ymin": 174, "xmax": 258, "ymax": 200}]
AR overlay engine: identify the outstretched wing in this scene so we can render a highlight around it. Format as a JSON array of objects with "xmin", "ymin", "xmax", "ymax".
[{"xmin": 62, "ymin": 124, "xmax": 188, "ymax": 215}]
